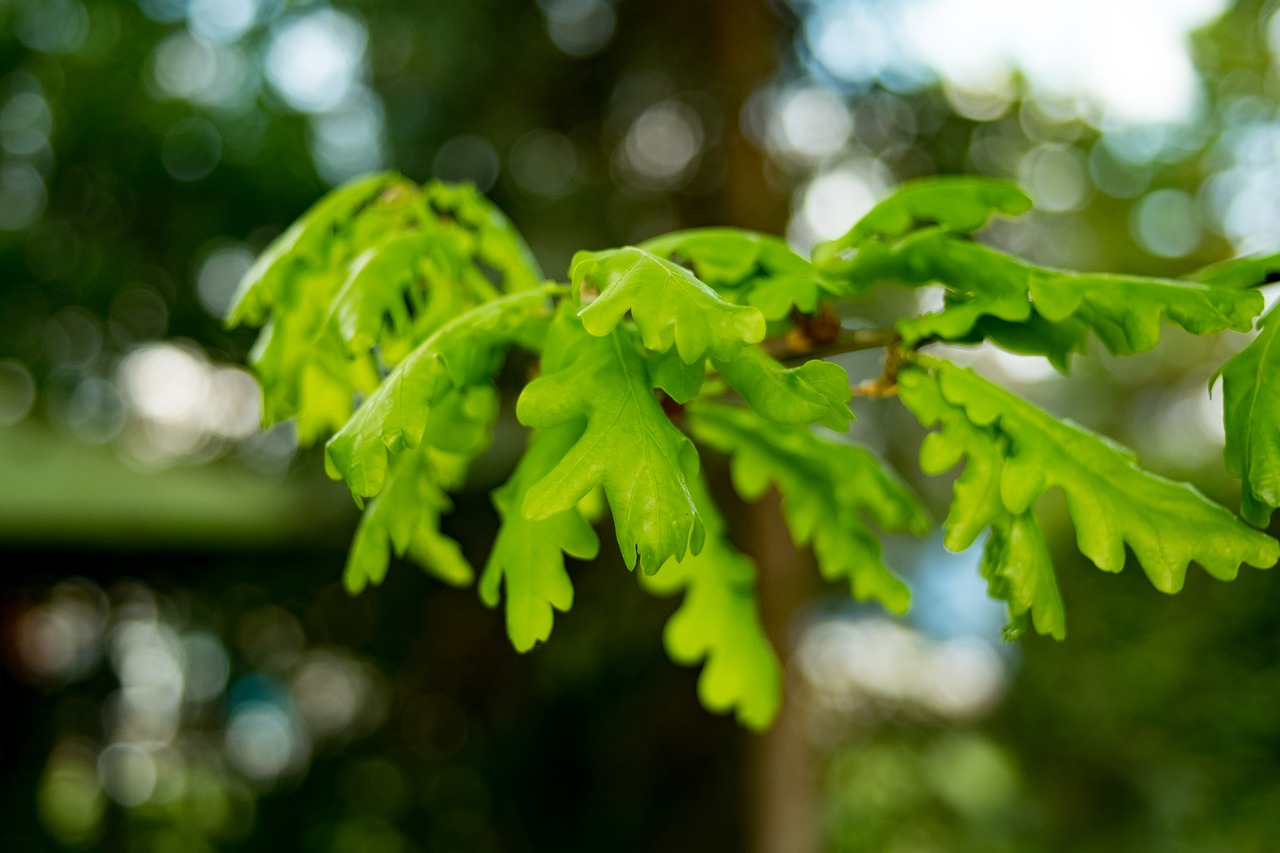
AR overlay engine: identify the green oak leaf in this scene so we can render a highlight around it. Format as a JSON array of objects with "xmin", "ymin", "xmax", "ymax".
[
  {"xmin": 813, "ymin": 176, "xmax": 1030, "ymax": 267},
  {"xmin": 517, "ymin": 312, "xmax": 705, "ymax": 573},
  {"xmin": 982, "ymin": 513, "xmax": 1064, "ymax": 641},
  {"xmin": 330, "ymin": 232, "xmax": 435, "ymax": 353},
  {"xmin": 909, "ymin": 370, "xmax": 1009, "ymax": 552},
  {"xmin": 903, "ymin": 357, "xmax": 1279, "ymax": 592},
  {"xmin": 689, "ymin": 402, "xmax": 926, "ymax": 613},
  {"xmin": 899, "ymin": 366, "xmax": 1066, "ymax": 639},
  {"xmin": 248, "ymin": 301, "xmax": 381, "ymax": 444},
  {"xmin": 649, "ymin": 349, "xmax": 708, "ymax": 404},
  {"xmin": 1217, "ymin": 305, "xmax": 1280, "ymax": 526},
  {"xmin": 344, "ymin": 445, "xmax": 474, "ymax": 594},
  {"xmin": 227, "ymin": 171, "xmax": 408, "ymax": 327},
  {"xmin": 713, "ymin": 346, "xmax": 853, "ymax": 431},
  {"xmin": 846, "ymin": 232, "xmax": 1262, "ymax": 359},
  {"xmin": 639, "ymin": 475, "xmax": 780, "ymax": 730},
  {"xmin": 424, "ymin": 181, "xmax": 544, "ymax": 292},
  {"xmin": 639, "ymin": 228, "xmax": 782, "ymax": 288},
  {"xmin": 967, "ymin": 313, "xmax": 1088, "ymax": 373},
  {"xmin": 1029, "ymin": 273, "xmax": 1262, "ymax": 355},
  {"xmin": 744, "ymin": 273, "xmax": 834, "ymax": 320},
  {"xmin": 328, "ymin": 231, "xmax": 491, "ymax": 357},
  {"xmin": 479, "ymin": 424, "xmax": 601, "ymax": 653},
  {"xmin": 1190, "ymin": 249, "xmax": 1280, "ymax": 289},
  {"xmin": 639, "ymin": 228, "xmax": 839, "ymax": 319},
  {"xmin": 570, "ymin": 246, "xmax": 766, "ymax": 363},
  {"xmin": 325, "ymin": 287, "xmax": 556, "ymax": 498}
]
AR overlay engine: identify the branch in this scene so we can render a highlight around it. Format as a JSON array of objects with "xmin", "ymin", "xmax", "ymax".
[{"xmin": 769, "ymin": 328, "xmax": 899, "ymax": 364}]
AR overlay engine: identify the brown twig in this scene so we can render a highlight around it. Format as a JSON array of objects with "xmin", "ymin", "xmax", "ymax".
[
  {"xmin": 850, "ymin": 338, "xmax": 904, "ymax": 398},
  {"xmin": 767, "ymin": 327, "xmax": 900, "ymax": 365}
]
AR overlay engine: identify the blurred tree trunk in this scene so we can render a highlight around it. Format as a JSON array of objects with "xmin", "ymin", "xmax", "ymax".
[
  {"xmin": 744, "ymin": 492, "xmax": 821, "ymax": 853},
  {"xmin": 686, "ymin": 0, "xmax": 789, "ymax": 234},
  {"xmin": 694, "ymin": 4, "xmax": 820, "ymax": 851}
]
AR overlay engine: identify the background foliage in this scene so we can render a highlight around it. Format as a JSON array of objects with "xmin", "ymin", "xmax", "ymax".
[{"xmin": 5, "ymin": 0, "xmax": 1280, "ymax": 850}]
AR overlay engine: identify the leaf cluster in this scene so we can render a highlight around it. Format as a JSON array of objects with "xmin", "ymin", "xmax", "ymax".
[{"xmin": 230, "ymin": 173, "xmax": 1280, "ymax": 728}]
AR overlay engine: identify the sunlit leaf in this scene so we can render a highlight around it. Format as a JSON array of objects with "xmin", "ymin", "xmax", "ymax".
[
  {"xmin": 1217, "ymin": 305, "xmax": 1280, "ymax": 526},
  {"xmin": 517, "ymin": 310, "xmax": 706, "ymax": 573},
  {"xmin": 570, "ymin": 246, "xmax": 766, "ymax": 363},
  {"xmin": 1190, "ymin": 249, "xmax": 1280, "ymax": 290},
  {"xmin": 902, "ymin": 357, "xmax": 1279, "ymax": 593},
  {"xmin": 344, "ymin": 445, "xmax": 474, "ymax": 594},
  {"xmin": 640, "ymin": 227, "xmax": 839, "ymax": 319},
  {"xmin": 227, "ymin": 171, "xmax": 409, "ymax": 327},
  {"xmin": 982, "ymin": 513, "xmax": 1065, "ymax": 641},
  {"xmin": 325, "ymin": 287, "xmax": 556, "ymax": 498},
  {"xmin": 839, "ymin": 231, "xmax": 1263, "ymax": 360},
  {"xmin": 479, "ymin": 424, "xmax": 600, "ymax": 652},
  {"xmin": 714, "ymin": 346, "xmax": 854, "ymax": 431},
  {"xmin": 689, "ymin": 402, "xmax": 926, "ymax": 613},
  {"xmin": 813, "ymin": 176, "xmax": 1030, "ymax": 269},
  {"xmin": 640, "ymin": 475, "xmax": 780, "ymax": 730}
]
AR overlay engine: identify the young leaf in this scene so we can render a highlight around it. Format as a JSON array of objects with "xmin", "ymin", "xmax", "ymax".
[
  {"xmin": 982, "ymin": 513, "xmax": 1065, "ymax": 641},
  {"xmin": 649, "ymin": 349, "xmax": 708, "ymax": 404},
  {"xmin": 967, "ymin": 313, "xmax": 1088, "ymax": 373},
  {"xmin": 1189, "ymin": 248, "xmax": 1280, "ymax": 289},
  {"xmin": 248, "ymin": 305, "xmax": 381, "ymax": 443},
  {"xmin": 902, "ymin": 357, "xmax": 1279, "ymax": 592},
  {"xmin": 479, "ymin": 424, "xmax": 601, "ymax": 653},
  {"xmin": 570, "ymin": 246, "xmax": 766, "ymax": 363},
  {"xmin": 899, "ymin": 362, "xmax": 1067, "ymax": 638},
  {"xmin": 1217, "ymin": 305, "xmax": 1280, "ymax": 526},
  {"xmin": 639, "ymin": 227, "xmax": 839, "ymax": 318},
  {"xmin": 852, "ymin": 231, "xmax": 1263, "ymax": 358},
  {"xmin": 688, "ymin": 402, "xmax": 926, "ymax": 613},
  {"xmin": 640, "ymin": 475, "xmax": 780, "ymax": 730},
  {"xmin": 328, "ymin": 232, "xmax": 493, "ymax": 357},
  {"xmin": 227, "ymin": 171, "xmax": 408, "ymax": 327},
  {"xmin": 1028, "ymin": 273, "xmax": 1262, "ymax": 355},
  {"xmin": 813, "ymin": 176, "xmax": 1030, "ymax": 267},
  {"xmin": 344, "ymin": 446, "xmax": 474, "ymax": 594},
  {"xmin": 423, "ymin": 181, "xmax": 545, "ymax": 292},
  {"xmin": 325, "ymin": 287, "xmax": 556, "ymax": 498},
  {"xmin": 640, "ymin": 228, "xmax": 786, "ymax": 288},
  {"xmin": 713, "ymin": 346, "xmax": 854, "ymax": 431},
  {"xmin": 517, "ymin": 312, "xmax": 706, "ymax": 574}
]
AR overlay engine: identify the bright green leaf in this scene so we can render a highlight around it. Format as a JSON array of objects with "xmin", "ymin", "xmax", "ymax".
[
  {"xmin": 227, "ymin": 171, "xmax": 408, "ymax": 327},
  {"xmin": 649, "ymin": 349, "xmax": 708, "ymax": 404},
  {"xmin": 813, "ymin": 176, "xmax": 1030, "ymax": 268},
  {"xmin": 344, "ymin": 445, "xmax": 474, "ymax": 594},
  {"xmin": 899, "ymin": 366, "xmax": 1066, "ymax": 639},
  {"xmin": 325, "ymin": 287, "xmax": 556, "ymax": 498},
  {"xmin": 713, "ymin": 346, "xmax": 854, "ymax": 431},
  {"xmin": 640, "ymin": 475, "xmax": 780, "ymax": 730},
  {"xmin": 248, "ymin": 303, "xmax": 381, "ymax": 443},
  {"xmin": 846, "ymin": 231, "xmax": 1263, "ymax": 358},
  {"xmin": 479, "ymin": 424, "xmax": 601, "ymax": 653},
  {"xmin": 688, "ymin": 402, "xmax": 926, "ymax": 613},
  {"xmin": 1218, "ymin": 305, "xmax": 1280, "ymax": 526},
  {"xmin": 903, "ymin": 357, "xmax": 1279, "ymax": 592},
  {"xmin": 639, "ymin": 228, "xmax": 839, "ymax": 319},
  {"xmin": 1029, "ymin": 272, "xmax": 1262, "ymax": 355},
  {"xmin": 517, "ymin": 311, "xmax": 705, "ymax": 573},
  {"xmin": 1190, "ymin": 249, "xmax": 1280, "ymax": 290},
  {"xmin": 424, "ymin": 181, "xmax": 544, "ymax": 292},
  {"xmin": 982, "ymin": 513, "xmax": 1065, "ymax": 641},
  {"xmin": 570, "ymin": 246, "xmax": 766, "ymax": 363}
]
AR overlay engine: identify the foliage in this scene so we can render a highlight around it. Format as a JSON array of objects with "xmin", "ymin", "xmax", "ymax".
[{"xmin": 229, "ymin": 174, "xmax": 1280, "ymax": 729}]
